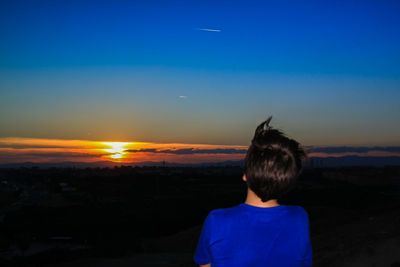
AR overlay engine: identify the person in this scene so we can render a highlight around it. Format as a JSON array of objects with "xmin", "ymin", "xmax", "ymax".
[{"xmin": 193, "ymin": 117, "xmax": 312, "ymax": 267}]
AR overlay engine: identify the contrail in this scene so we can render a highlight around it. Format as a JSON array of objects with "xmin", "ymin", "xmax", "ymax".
[{"xmin": 197, "ymin": 28, "xmax": 221, "ymax": 32}]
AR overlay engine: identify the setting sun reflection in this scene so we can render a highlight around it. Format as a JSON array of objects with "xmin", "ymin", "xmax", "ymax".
[{"xmin": 102, "ymin": 142, "xmax": 132, "ymax": 161}]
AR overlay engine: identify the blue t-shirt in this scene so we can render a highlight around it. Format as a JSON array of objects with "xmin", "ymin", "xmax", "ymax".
[{"xmin": 194, "ymin": 203, "xmax": 312, "ymax": 266}]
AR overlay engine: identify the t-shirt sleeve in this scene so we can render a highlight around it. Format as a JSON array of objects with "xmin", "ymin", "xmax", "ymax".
[
  {"xmin": 300, "ymin": 208, "xmax": 313, "ymax": 266},
  {"xmin": 303, "ymin": 228, "xmax": 312, "ymax": 266},
  {"xmin": 193, "ymin": 212, "xmax": 214, "ymax": 265}
]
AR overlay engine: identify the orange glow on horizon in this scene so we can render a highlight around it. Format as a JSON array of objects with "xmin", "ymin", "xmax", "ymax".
[
  {"xmin": 0, "ymin": 137, "xmax": 249, "ymax": 164},
  {"xmin": 2, "ymin": 137, "xmax": 396, "ymax": 166},
  {"xmin": 102, "ymin": 142, "xmax": 132, "ymax": 162},
  {"xmin": 110, "ymin": 154, "xmax": 123, "ymax": 159}
]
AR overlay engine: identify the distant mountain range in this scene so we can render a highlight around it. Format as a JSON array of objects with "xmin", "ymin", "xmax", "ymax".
[
  {"xmin": 305, "ymin": 156, "xmax": 400, "ymax": 167},
  {"xmin": 1, "ymin": 156, "xmax": 400, "ymax": 168}
]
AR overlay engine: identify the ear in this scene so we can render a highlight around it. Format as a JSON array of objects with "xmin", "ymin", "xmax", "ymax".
[{"xmin": 242, "ymin": 174, "xmax": 247, "ymax": 182}]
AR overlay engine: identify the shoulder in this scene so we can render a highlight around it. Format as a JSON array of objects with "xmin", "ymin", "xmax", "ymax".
[
  {"xmin": 289, "ymin": 206, "xmax": 311, "ymax": 231},
  {"xmin": 295, "ymin": 206, "xmax": 310, "ymax": 221},
  {"xmin": 276, "ymin": 205, "xmax": 310, "ymax": 226},
  {"xmin": 205, "ymin": 205, "xmax": 244, "ymax": 223},
  {"xmin": 284, "ymin": 205, "xmax": 309, "ymax": 217},
  {"xmin": 208, "ymin": 205, "xmax": 239, "ymax": 217},
  {"xmin": 200, "ymin": 205, "xmax": 247, "ymax": 236}
]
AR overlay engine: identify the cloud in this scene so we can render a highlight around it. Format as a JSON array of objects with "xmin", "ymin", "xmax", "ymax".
[
  {"xmin": 23, "ymin": 152, "xmax": 104, "ymax": 158},
  {"xmin": 0, "ymin": 143, "xmax": 69, "ymax": 149},
  {"xmin": 127, "ymin": 148, "xmax": 247, "ymax": 155},
  {"xmin": 0, "ymin": 137, "xmax": 247, "ymax": 164},
  {"xmin": 197, "ymin": 28, "xmax": 221, "ymax": 32},
  {"xmin": 178, "ymin": 95, "xmax": 187, "ymax": 99},
  {"xmin": 307, "ymin": 146, "xmax": 400, "ymax": 154},
  {"xmin": 0, "ymin": 150, "xmax": 104, "ymax": 158},
  {"xmin": 0, "ymin": 137, "xmax": 101, "ymax": 149}
]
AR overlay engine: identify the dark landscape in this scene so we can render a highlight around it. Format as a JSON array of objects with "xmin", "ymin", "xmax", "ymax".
[
  {"xmin": 1, "ymin": 1, "xmax": 400, "ymax": 266},
  {"xmin": 0, "ymin": 165, "xmax": 400, "ymax": 267}
]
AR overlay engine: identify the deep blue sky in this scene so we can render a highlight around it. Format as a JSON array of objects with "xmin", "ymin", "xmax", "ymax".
[{"xmin": 0, "ymin": 0, "xmax": 399, "ymax": 146}]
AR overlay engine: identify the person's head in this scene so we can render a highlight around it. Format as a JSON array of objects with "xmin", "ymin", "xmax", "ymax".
[{"xmin": 243, "ymin": 117, "xmax": 307, "ymax": 202}]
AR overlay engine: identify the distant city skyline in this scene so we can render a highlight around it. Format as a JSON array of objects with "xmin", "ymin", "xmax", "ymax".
[{"xmin": 1, "ymin": 1, "xmax": 399, "ymax": 164}]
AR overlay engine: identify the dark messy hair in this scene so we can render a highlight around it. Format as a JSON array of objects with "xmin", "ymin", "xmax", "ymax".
[{"xmin": 244, "ymin": 116, "xmax": 307, "ymax": 202}]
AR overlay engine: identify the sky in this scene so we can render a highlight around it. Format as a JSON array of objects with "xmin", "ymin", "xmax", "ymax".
[{"xmin": 0, "ymin": 0, "xmax": 399, "ymax": 164}]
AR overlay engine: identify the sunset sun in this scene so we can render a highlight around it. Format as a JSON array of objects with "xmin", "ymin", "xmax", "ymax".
[{"xmin": 102, "ymin": 142, "xmax": 132, "ymax": 161}]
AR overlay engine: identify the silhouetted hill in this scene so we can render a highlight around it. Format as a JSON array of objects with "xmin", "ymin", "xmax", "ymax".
[
  {"xmin": 1, "ymin": 156, "xmax": 400, "ymax": 169},
  {"xmin": 308, "ymin": 156, "xmax": 400, "ymax": 167}
]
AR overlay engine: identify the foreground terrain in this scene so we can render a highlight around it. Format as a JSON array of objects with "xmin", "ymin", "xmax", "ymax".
[{"xmin": 0, "ymin": 166, "xmax": 399, "ymax": 266}]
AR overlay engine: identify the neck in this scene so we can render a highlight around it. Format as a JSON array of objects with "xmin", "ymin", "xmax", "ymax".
[{"xmin": 244, "ymin": 187, "xmax": 279, "ymax": 207}]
